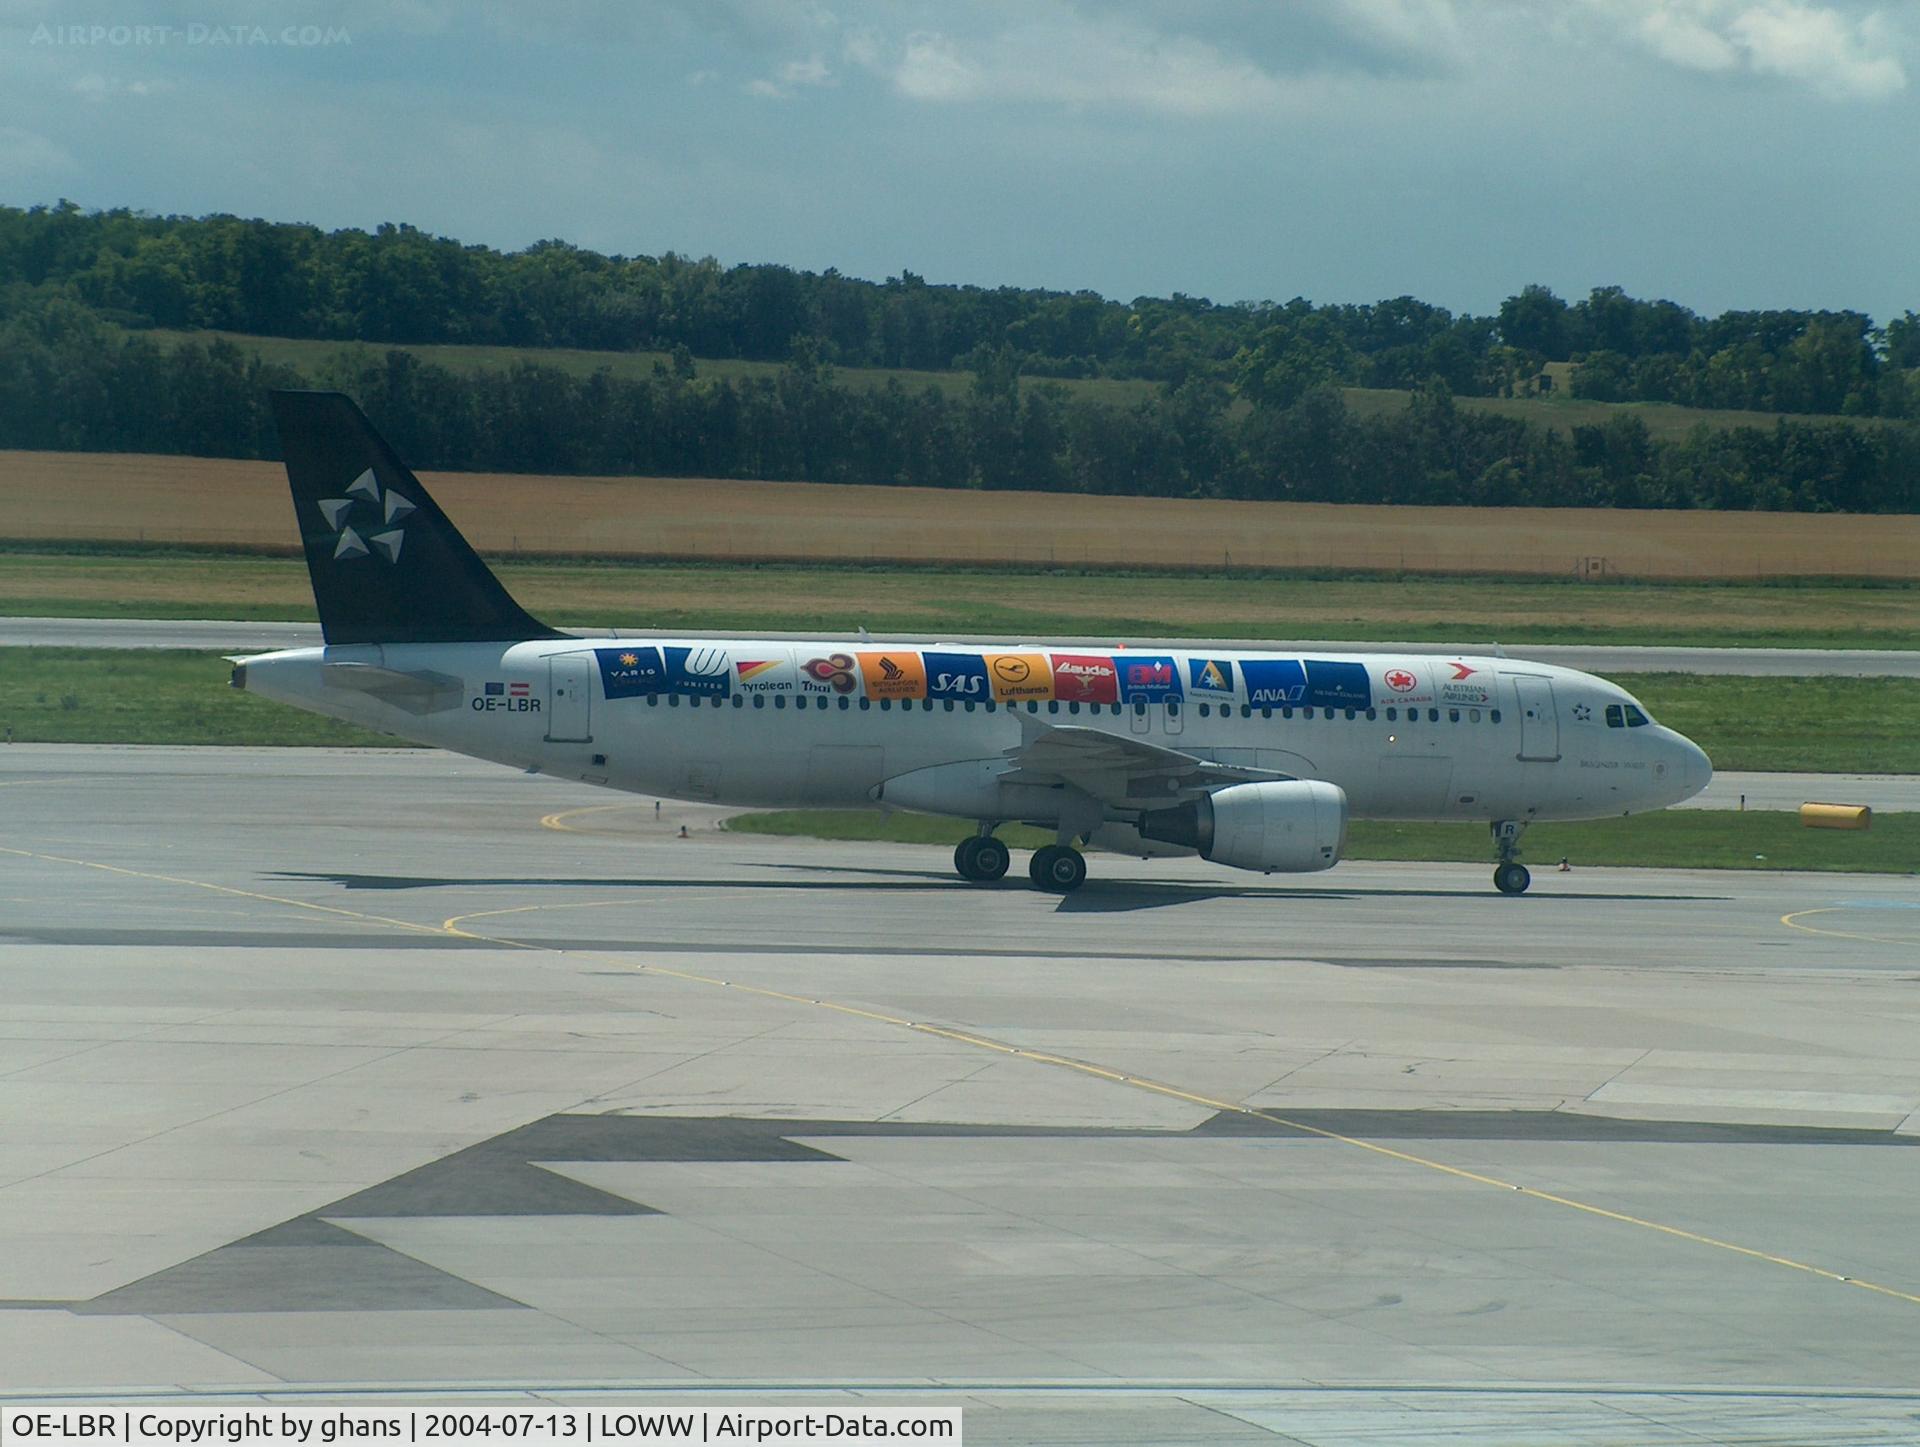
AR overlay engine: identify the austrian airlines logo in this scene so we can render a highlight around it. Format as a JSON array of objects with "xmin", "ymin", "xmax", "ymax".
[
  {"xmin": 1448, "ymin": 662, "xmax": 1477, "ymax": 680},
  {"xmin": 317, "ymin": 468, "xmax": 414, "ymax": 564}
]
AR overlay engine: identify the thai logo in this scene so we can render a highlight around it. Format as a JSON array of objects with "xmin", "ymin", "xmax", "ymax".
[
  {"xmin": 802, "ymin": 653, "xmax": 858, "ymax": 694},
  {"xmin": 1385, "ymin": 668, "xmax": 1418, "ymax": 693},
  {"xmin": 317, "ymin": 467, "xmax": 414, "ymax": 563}
]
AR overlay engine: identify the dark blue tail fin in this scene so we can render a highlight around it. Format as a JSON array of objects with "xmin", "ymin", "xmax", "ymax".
[{"xmin": 269, "ymin": 390, "xmax": 563, "ymax": 646}]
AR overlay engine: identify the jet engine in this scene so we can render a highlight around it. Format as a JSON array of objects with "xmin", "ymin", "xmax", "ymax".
[{"xmin": 1138, "ymin": 780, "xmax": 1347, "ymax": 873}]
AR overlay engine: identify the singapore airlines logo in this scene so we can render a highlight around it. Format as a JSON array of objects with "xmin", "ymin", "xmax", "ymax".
[{"xmin": 317, "ymin": 468, "xmax": 415, "ymax": 563}]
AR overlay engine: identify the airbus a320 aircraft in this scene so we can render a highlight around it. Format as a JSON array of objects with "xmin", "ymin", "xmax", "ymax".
[{"xmin": 235, "ymin": 392, "xmax": 1712, "ymax": 895}]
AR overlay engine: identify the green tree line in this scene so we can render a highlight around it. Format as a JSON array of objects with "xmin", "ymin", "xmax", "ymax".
[
  {"xmin": 4, "ymin": 201, "xmax": 1915, "ymax": 416},
  {"xmin": 4, "ymin": 291, "xmax": 1915, "ymax": 514}
]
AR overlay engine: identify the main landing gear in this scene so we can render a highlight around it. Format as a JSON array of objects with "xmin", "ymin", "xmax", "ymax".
[
  {"xmin": 952, "ymin": 828, "xmax": 1088, "ymax": 894},
  {"xmin": 1491, "ymin": 819, "xmax": 1531, "ymax": 896},
  {"xmin": 954, "ymin": 833, "xmax": 1011, "ymax": 883}
]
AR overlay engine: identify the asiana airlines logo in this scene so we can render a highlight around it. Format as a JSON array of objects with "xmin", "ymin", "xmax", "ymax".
[{"xmin": 317, "ymin": 467, "xmax": 415, "ymax": 563}]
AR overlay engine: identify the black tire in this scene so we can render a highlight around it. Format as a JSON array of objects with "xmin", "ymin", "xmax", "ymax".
[
  {"xmin": 1494, "ymin": 862, "xmax": 1531, "ymax": 895},
  {"xmin": 1029, "ymin": 844, "xmax": 1088, "ymax": 894},
  {"xmin": 972, "ymin": 836, "xmax": 1011, "ymax": 882},
  {"xmin": 954, "ymin": 836, "xmax": 984, "ymax": 881}
]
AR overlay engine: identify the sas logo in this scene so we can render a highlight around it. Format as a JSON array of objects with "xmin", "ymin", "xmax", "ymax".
[
  {"xmin": 984, "ymin": 652, "xmax": 1053, "ymax": 702},
  {"xmin": 1385, "ymin": 668, "xmax": 1418, "ymax": 693},
  {"xmin": 1050, "ymin": 653, "xmax": 1118, "ymax": 704},
  {"xmin": 801, "ymin": 653, "xmax": 858, "ymax": 694},
  {"xmin": 924, "ymin": 651, "xmax": 988, "ymax": 699},
  {"xmin": 857, "ymin": 651, "xmax": 927, "ymax": 700}
]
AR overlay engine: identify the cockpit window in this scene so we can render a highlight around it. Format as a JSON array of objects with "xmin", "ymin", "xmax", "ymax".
[
  {"xmin": 1623, "ymin": 703, "xmax": 1650, "ymax": 727},
  {"xmin": 1604, "ymin": 704, "xmax": 1624, "ymax": 728}
]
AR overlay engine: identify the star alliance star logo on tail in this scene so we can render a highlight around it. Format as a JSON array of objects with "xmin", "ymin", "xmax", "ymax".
[{"xmin": 317, "ymin": 467, "xmax": 415, "ymax": 563}]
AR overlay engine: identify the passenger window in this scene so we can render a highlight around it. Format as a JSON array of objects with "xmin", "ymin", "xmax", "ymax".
[
  {"xmin": 1197, "ymin": 703, "xmax": 1208, "ymax": 718},
  {"xmin": 1240, "ymin": 705, "xmax": 1252, "ymax": 718},
  {"xmin": 1625, "ymin": 704, "xmax": 1649, "ymax": 727},
  {"xmin": 1605, "ymin": 704, "xmax": 1624, "ymax": 728},
  {"xmin": 1469, "ymin": 708, "xmax": 1480, "ymax": 722},
  {"xmin": 1490, "ymin": 709, "xmax": 1501, "ymax": 723},
  {"xmin": 1281, "ymin": 707, "xmax": 1293, "ymax": 719},
  {"xmin": 1047, "ymin": 701, "xmax": 1059, "ymax": 714},
  {"xmin": 647, "ymin": 694, "xmax": 658, "ymax": 706},
  {"xmin": 1260, "ymin": 707, "xmax": 1272, "ymax": 719},
  {"xmin": 1344, "ymin": 708, "xmax": 1356, "ymax": 721},
  {"xmin": 964, "ymin": 700, "xmax": 976, "ymax": 713},
  {"xmin": 1365, "ymin": 708, "xmax": 1376, "ymax": 721},
  {"xmin": 668, "ymin": 695, "xmax": 680, "ymax": 707},
  {"xmin": 879, "ymin": 698, "xmax": 891, "ymax": 711},
  {"xmin": 944, "ymin": 699, "xmax": 955, "ymax": 712},
  {"xmin": 1134, "ymin": 701, "xmax": 1147, "ymax": 716},
  {"xmin": 859, "ymin": 698, "xmax": 871, "ymax": 711},
  {"xmin": 838, "ymin": 697, "xmax": 849, "ymax": 710},
  {"xmin": 1069, "ymin": 701, "xmax": 1081, "ymax": 715},
  {"xmin": 752, "ymin": 695, "xmax": 765, "ymax": 709},
  {"xmin": 1448, "ymin": 709, "xmax": 1459, "ymax": 722},
  {"xmin": 772, "ymin": 695, "xmax": 785, "ymax": 710},
  {"xmin": 986, "ymin": 700, "xmax": 998, "ymax": 713},
  {"xmin": 1167, "ymin": 701, "xmax": 1181, "ymax": 717},
  {"xmin": 1427, "ymin": 708, "xmax": 1439, "ymax": 722}
]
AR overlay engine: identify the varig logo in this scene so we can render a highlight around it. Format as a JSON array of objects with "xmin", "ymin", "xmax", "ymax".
[
  {"xmin": 1385, "ymin": 668, "xmax": 1418, "ymax": 692},
  {"xmin": 317, "ymin": 467, "xmax": 413, "ymax": 563}
]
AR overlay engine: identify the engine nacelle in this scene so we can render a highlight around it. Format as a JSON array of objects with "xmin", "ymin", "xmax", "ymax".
[{"xmin": 1138, "ymin": 780, "xmax": 1347, "ymax": 873}]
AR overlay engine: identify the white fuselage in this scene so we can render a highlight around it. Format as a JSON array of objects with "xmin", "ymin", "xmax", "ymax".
[{"xmin": 235, "ymin": 637, "xmax": 1712, "ymax": 835}]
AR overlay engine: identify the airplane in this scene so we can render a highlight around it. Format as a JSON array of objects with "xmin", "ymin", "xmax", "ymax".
[{"xmin": 233, "ymin": 391, "xmax": 1713, "ymax": 895}]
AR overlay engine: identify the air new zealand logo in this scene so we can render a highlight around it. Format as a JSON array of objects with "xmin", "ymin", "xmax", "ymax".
[{"xmin": 317, "ymin": 468, "xmax": 415, "ymax": 563}]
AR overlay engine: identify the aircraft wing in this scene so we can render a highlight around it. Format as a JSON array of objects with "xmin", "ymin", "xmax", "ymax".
[{"xmin": 1000, "ymin": 720, "xmax": 1291, "ymax": 808}]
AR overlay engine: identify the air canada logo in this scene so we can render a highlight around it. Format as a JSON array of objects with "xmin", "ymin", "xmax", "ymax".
[
  {"xmin": 317, "ymin": 467, "xmax": 414, "ymax": 564},
  {"xmin": 1385, "ymin": 668, "xmax": 1418, "ymax": 693}
]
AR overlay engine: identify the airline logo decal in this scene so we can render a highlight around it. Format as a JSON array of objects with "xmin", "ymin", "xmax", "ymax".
[
  {"xmin": 984, "ymin": 652, "xmax": 1053, "ymax": 702},
  {"xmin": 1384, "ymin": 668, "xmax": 1418, "ymax": 693},
  {"xmin": 664, "ymin": 646, "xmax": 731, "ymax": 698},
  {"xmin": 1050, "ymin": 653, "xmax": 1118, "ymax": 704},
  {"xmin": 858, "ymin": 651, "xmax": 927, "ymax": 700},
  {"xmin": 1187, "ymin": 658, "xmax": 1234, "ymax": 696},
  {"xmin": 317, "ymin": 467, "xmax": 414, "ymax": 565},
  {"xmin": 1304, "ymin": 659, "xmax": 1372, "ymax": 710},
  {"xmin": 801, "ymin": 653, "xmax": 858, "ymax": 695},
  {"xmin": 924, "ymin": 652, "xmax": 989, "ymax": 700},
  {"xmin": 1240, "ymin": 658, "xmax": 1306, "ymax": 706},
  {"xmin": 734, "ymin": 657, "xmax": 795, "ymax": 694},
  {"xmin": 597, "ymin": 646, "xmax": 666, "ymax": 699},
  {"xmin": 1119, "ymin": 655, "xmax": 1182, "ymax": 703},
  {"xmin": 1439, "ymin": 660, "xmax": 1492, "ymax": 705}
]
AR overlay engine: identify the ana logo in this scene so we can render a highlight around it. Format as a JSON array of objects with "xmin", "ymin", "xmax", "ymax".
[
  {"xmin": 317, "ymin": 467, "xmax": 414, "ymax": 564},
  {"xmin": 1448, "ymin": 662, "xmax": 1477, "ymax": 680},
  {"xmin": 802, "ymin": 654, "xmax": 857, "ymax": 694},
  {"xmin": 1385, "ymin": 668, "xmax": 1418, "ymax": 693},
  {"xmin": 993, "ymin": 657, "xmax": 1031, "ymax": 683}
]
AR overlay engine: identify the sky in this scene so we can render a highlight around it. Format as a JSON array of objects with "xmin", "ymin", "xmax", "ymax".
[{"xmin": 1, "ymin": 0, "xmax": 1915, "ymax": 324}]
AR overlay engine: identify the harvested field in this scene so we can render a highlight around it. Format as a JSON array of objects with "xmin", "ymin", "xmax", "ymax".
[
  {"xmin": 5, "ymin": 553, "xmax": 1919, "ymax": 647},
  {"xmin": 2, "ymin": 449, "xmax": 1916, "ymax": 580}
]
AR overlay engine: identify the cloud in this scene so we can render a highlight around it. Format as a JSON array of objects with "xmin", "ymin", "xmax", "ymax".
[
  {"xmin": 1586, "ymin": 1, "xmax": 1906, "ymax": 100},
  {"xmin": 0, "ymin": 125, "xmax": 75, "ymax": 180},
  {"xmin": 745, "ymin": 53, "xmax": 833, "ymax": 99}
]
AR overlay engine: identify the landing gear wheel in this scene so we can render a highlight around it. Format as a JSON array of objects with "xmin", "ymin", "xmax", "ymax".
[
  {"xmin": 1494, "ymin": 862, "xmax": 1531, "ymax": 895},
  {"xmin": 953, "ymin": 835, "xmax": 1009, "ymax": 883},
  {"xmin": 1029, "ymin": 844, "xmax": 1088, "ymax": 894}
]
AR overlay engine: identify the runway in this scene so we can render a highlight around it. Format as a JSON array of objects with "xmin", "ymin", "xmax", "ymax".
[
  {"xmin": 4, "ymin": 746, "xmax": 1920, "ymax": 1443},
  {"xmin": 7, "ymin": 615, "xmax": 1920, "ymax": 676}
]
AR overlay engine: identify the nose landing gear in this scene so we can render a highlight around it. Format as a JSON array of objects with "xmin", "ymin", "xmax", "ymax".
[{"xmin": 1491, "ymin": 820, "xmax": 1531, "ymax": 895}]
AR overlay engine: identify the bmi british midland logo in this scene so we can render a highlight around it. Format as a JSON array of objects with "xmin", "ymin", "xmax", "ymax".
[{"xmin": 317, "ymin": 467, "xmax": 415, "ymax": 563}]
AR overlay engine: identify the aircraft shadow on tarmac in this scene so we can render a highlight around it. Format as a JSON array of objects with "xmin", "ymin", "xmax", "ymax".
[{"xmin": 270, "ymin": 868, "xmax": 1727, "ymax": 910}]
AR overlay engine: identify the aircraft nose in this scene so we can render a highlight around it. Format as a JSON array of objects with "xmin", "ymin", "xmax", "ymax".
[{"xmin": 1675, "ymin": 735, "xmax": 1712, "ymax": 801}]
